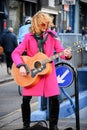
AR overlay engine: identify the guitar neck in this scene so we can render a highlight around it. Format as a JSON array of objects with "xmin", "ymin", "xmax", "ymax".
[
  {"xmin": 42, "ymin": 51, "xmax": 64, "ymax": 64},
  {"xmin": 42, "ymin": 40, "xmax": 83, "ymax": 65}
]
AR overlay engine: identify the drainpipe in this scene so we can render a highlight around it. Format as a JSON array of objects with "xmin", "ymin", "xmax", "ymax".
[{"xmin": 74, "ymin": 0, "xmax": 80, "ymax": 33}]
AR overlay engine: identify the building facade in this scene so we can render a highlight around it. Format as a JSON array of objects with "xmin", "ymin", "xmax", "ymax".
[
  {"xmin": 55, "ymin": 0, "xmax": 87, "ymax": 33},
  {"xmin": 0, "ymin": 0, "xmax": 87, "ymax": 35},
  {"xmin": 0, "ymin": 0, "xmax": 8, "ymax": 35},
  {"xmin": 0, "ymin": 0, "xmax": 59, "ymax": 35}
]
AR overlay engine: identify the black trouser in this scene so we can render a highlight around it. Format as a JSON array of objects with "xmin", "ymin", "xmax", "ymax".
[
  {"xmin": 5, "ymin": 52, "xmax": 13, "ymax": 68},
  {"xmin": 21, "ymin": 95, "xmax": 59, "ymax": 129},
  {"xmin": 49, "ymin": 95, "xmax": 59, "ymax": 130},
  {"xmin": 21, "ymin": 96, "xmax": 32, "ymax": 127}
]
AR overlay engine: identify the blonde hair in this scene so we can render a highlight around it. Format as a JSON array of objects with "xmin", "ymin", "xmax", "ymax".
[{"xmin": 30, "ymin": 11, "xmax": 54, "ymax": 34}]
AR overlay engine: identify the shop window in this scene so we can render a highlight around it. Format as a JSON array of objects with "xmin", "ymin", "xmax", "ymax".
[{"xmin": 25, "ymin": 2, "xmax": 37, "ymax": 17}]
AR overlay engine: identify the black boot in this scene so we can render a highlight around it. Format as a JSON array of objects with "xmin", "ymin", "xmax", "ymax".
[
  {"xmin": 21, "ymin": 98, "xmax": 30, "ymax": 129},
  {"xmin": 21, "ymin": 96, "xmax": 32, "ymax": 129},
  {"xmin": 49, "ymin": 96, "xmax": 59, "ymax": 130},
  {"xmin": 21, "ymin": 104, "xmax": 30, "ymax": 129}
]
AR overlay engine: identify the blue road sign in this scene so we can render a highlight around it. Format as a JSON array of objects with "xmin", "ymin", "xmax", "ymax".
[{"xmin": 56, "ymin": 65, "xmax": 74, "ymax": 87}]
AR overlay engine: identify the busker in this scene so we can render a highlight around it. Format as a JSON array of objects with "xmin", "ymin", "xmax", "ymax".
[{"xmin": 11, "ymin": 11, "xmax": 72, "ymax": 130}]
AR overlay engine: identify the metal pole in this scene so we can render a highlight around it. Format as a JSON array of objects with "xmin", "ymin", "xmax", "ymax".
[
  {"xmin": 65, "ymin": 63, "xmax": 80, "ymax": 130},
  {"xmin": 56, "ymin": 62, "xmax": 80, "ymax": 130},
  {"xmin": 74, "ymin": 69, "xmax": 80, "ymax": 130}
]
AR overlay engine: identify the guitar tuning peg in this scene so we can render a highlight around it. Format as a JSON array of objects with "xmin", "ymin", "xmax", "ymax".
[
  {"xmin": 67, "ymin": 46, "xmax": 71, "ymax": 49},
  {"xmin": 73, "ymin": 42, "xmax": 76, "ymax": 45},
  {"xmin": 77, "ymin": 49, "xmax": 82, "ymax": 53},
  {"xmin": 79, "ymin": 49, "xmax": 82, "ymax": 52},
  {"xmin": 74, "ymin": 42, "xmax": 78, "ymax": 45},
  {"xmin": 77, "ymin": 50, "xmax": 80, "ymax": 53}
]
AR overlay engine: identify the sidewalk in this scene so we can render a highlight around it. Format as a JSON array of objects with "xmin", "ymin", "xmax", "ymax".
[
  {"xmin": 0, "ymin": 63, "xmax": 87, "ymax": 130},
  {"xmin": 0, "ymin": 62, "xmax": 13, "ymax": 83}
]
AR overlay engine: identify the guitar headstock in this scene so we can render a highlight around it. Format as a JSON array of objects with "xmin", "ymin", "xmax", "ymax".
[{"xmin": 67, "ymin": 41, "xmax": 83, "ymax": 53}]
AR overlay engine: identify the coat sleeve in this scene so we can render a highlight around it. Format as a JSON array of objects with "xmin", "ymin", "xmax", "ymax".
[{"xmin": 11, "ymin": 34, "xmax": 29, "ymax": 66}]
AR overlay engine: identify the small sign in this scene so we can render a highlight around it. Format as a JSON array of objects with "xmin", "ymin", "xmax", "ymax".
[
  {"xmin": 64, "ymin": 5, "xmax": 69, "ymax": 11},
  {"xmin": 56, "ymin": 64, "xmax": 74, "ymax": 87},
  {"xmin": 62, "ymin": 0, "xmax": 75, "ymax": 5}
]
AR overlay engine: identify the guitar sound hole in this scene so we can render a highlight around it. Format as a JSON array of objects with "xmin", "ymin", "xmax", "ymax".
[{"xmin": 34, "ymin": 61, "xmax": 41, "ymax": 69}]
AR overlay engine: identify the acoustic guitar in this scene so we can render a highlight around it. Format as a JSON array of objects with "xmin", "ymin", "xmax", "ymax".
[{"xmin": 12, "ymin": 42, "xmax": 82, "ymax": 87}]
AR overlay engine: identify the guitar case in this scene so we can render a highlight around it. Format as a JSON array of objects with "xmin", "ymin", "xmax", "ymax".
[
  {"xmin": 14, "ymin": 120, "xmax": 73, "ymax": 130},
  {"xmin": 14, "ymin": 121, "xmax": 49, "ymax": 130}
]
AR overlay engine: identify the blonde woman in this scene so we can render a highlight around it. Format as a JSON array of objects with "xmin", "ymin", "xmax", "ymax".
[{"xmin": 12, "ymin": 11, "xmax": 72, "ymax": 130}]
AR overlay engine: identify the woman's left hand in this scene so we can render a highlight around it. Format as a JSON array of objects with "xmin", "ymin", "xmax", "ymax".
[{"xmin": 64, "ymin": 48, "xmax": 72, "ymax": 59}]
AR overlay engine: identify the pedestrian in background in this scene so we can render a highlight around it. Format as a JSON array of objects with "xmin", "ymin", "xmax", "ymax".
[
  {"xmin": 66, "ymin": 26, "xmax": 72, "ymax": 33},
  {"xmin": 82, "ymin": 26, "xmax": 87, "ymax": 44},
  {"xmin": 18, "ymin": 16, "xmax": 31, "ymax": 44},
  {"xmin": 12, "ymin": 11, "xmax": 72, "ymax": 130},
  {"xmin": 1, "ymin": 27, "xmax": 18, "ymax": 75},
  {"xmin": 18, "ymin": 17, "xmax": 31, "ymax": 56}
]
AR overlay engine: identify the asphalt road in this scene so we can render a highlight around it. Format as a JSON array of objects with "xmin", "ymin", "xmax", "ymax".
[
  {"xmin": 0, "ymin": 81, "xmax": 87, "ymax": 130},
  {"xmin": 0, "ymin": 81, "xmax": 38, "ymax": 118}
]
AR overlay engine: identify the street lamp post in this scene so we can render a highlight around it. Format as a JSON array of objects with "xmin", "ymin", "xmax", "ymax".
[{"xmin": 37, "ymin": 0, "xmax": 41, "ymax": 11}]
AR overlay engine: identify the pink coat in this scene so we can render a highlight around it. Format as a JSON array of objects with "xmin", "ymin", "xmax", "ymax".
[{"xmin": 11, "ymin": 30, "xmax": 66, "ymax": 97}]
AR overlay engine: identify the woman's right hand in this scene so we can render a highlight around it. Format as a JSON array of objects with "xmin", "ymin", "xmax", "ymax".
[{"xmin": 19, "ymin": 66, "xmax": 27, "ymax": 76}]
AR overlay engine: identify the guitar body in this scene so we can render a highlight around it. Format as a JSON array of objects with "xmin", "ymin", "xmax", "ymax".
[
  {"xmin": 12, "ymin": 52, "xmax": 52, "ymax": 87},
  {"xmin": 12, "ymin": 42, "xmax": 82, "ymax": 87}
]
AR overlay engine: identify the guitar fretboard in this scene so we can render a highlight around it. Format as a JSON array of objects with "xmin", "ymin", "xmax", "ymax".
[
  {"xmin": 41, "ymin": 41, "xmax": 82, "ymax": 65},
  {"xmin": 42, "ymin": 51, "xmax": 64, "ymax": 64}
]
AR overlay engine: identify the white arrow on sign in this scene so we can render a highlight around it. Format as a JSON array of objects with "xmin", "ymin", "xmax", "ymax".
[{"xmin": 57, "ymin": 69, "xmax": 69, "ymax": 83}]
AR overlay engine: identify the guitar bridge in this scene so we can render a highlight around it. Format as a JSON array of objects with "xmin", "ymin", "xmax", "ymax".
[{"xmin": 31, "ymin": 65, "xmax": 46, "ymax": 77}]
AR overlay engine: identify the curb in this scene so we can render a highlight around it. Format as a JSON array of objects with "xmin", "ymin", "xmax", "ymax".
[
  {"xmin": 0, "ymin": 62, "xmax": 13, "ymax": 84},
  {"xmin": 0, "ymin": 78, "xmax": 13, "ymax": 84}
]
